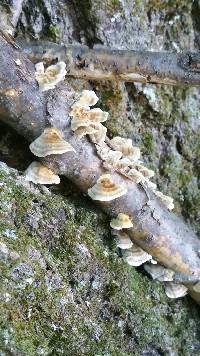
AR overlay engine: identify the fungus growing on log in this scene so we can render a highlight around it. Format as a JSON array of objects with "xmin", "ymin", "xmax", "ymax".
[
  {"xmin": 35, "ymin": 61, "xmax": 66, "ymax": 91},
  {"xmin": 30, "ymin": 127, "xmax": 75, "ymax": 157},
  {"xmin": 110, "ymin": 213, "xmax": 133, "ymax": 230},
  {"xmin": 0, "ymin": 34, "xmax": 200, "ymax": 304},
  {"xmin": 193, "ymin": 282, "xmax": 200, "ymax": 293},
  {"xmin": 164, "ymin": 282, "xmax": 188, "ymax": 299},
  {"xmin": 112, "ymin": 231, "xmax": 133, "ymax": 249},
  {"xmin": 144, "ymin": 263, "xmax": 175, "ymax": 282},
  {"xmin": 110, "ymin": 136, "xmax": 141, "ymax": 161},
  {"xmin": 72, "ymin": 89, "xmax": 99, "ymax": 108},
  {"xmin": 154, "ymin": 191, "xmax": 174, "ymax": 210},
  {"xmin": 75, "ymin": 126, "xmax": 99, "ymax": 138},
  {"xmin": 88, "ymin": 174, "xmax": 127, "ymax": 201},
  {"xmin": 89, "ymin": 124, "xmax": 107, "ymax": 144},
  {"xmin": 70, "ymin": 90, "xmax": 108, "ymax": 145},
  {"xmin": 123, "ymin": 243, "xmax": 152, "ymax": 267},
  {"xmin": 25, "ymin": 162, "xmax": 60, "ymax": 185}
]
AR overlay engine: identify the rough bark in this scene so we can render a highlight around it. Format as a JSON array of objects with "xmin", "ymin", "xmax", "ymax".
[{"xmin": 0, "ymin": 34, "xmax": 199, "ymax": 300}]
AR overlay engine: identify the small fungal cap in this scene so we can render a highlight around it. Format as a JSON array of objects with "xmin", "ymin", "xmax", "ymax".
[
  {"xmin": 110, "ymin": 136, "xmax": 140, "ymax": 161},
  {"xmin": 88, "ymin": 174, "xmax": 127, "ymax": 201},
  {"xmin": 164, "ymin": 282, "xmax": 188, "ymax": 299},
  {"xmin": 75, "ymin": 126, "xmax": 99, "ymax": 138},
  {"xmin": 123, "ymin": 243, "xmax": 152, "ymax": 266},
  {"xmin": 70, "ymin": 107, "xmax": 108, "ymax": 131},
  {"xmin": 112, "ymin": 231, "xmax": 133, "ymax": 249},
  {"xmin": 70, "ymin": 107, "xmax": 108, "ymax": 123},
  {"xmin": 150, "ymin": 258, "xmax": 158, "ymax": 265},
  {"xmin": 71, "ymin": 118, "xmax": 91, "ymax": 131},
  {"xmin": 115, "ymin": 157, "xmax": 132, "ymax": 171},
  {"xmin": 96, "ymin": 145, "xmax": 112, "ymax": 160},
  {"xmin": 110, "ymin": 213, "xmax": 133, "ymax": 230},
  {"xmin": 14, "ymin": 59, "xmax": 22, "ymax": 66},
  {"xmin": 144, "ymin": 263, "xmax": 174, "ymax": 282},
  {"xmin": 89, "ymin": 124, "xmax": 107, "ymax": 144},
  {"xmin": 193, "ymin": 281, "xmax": 200, "ymax": 293},
  {"xmin": 145, "ymin": 180, "xmax": 157, "ymax": 191},
  {"xmin": 29, "ymin": 127, "xmax": 75, "ymax": 157},
  {"xmin": 35, "ymin": 62, "xmax": 45, "ymax": 74},
  {"xmin": 101, "ymin": 150, "xmax": 122, "ymax": 169},
  {"xmin": 126, "ymin": 168, "xmax": 145, "ymax": 184},
  {"xmin": 155, "ymin": 191, "xmax": 174, "ymax": 210},
  {"xmin": 74, "ymin": 90, "xmax": 99, "ymax": 107},
  {"xmin": 35, "ymin": 61, "xmax": 66, "ymax": 91},
  {"xmin": 25, "ymin": 162, "xmax": 60, "ymax": 185},
  {"xmin": 136, "ymin": 164, "xmax": 154, "ymax": 178}
]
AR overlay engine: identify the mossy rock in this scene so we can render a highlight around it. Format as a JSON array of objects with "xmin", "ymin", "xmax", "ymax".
[{"xmin": 0, "ymin": 162, "xmax": 200, "ymax": 355}]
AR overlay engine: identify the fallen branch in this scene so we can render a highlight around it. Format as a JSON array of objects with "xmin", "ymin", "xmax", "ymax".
[
  {"xmin": 22, "ymin": 41, "xmax": 200, "ymax": 86},
  {"xmin": 0, "ymin": 34, "xmax": 200, "ymax": 303}
]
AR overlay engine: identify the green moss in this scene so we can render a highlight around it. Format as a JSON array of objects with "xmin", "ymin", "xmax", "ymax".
[
  {"xmin": 141, "ymin": 132, "xmax": 155, "ymax": 155},
  {"xmin": 0, "ymin": 164, "xmax": 200, "ymax": 355},
  {"xmin": 48, "ymin": 24, "xmax": 61, "ymax": 41}
]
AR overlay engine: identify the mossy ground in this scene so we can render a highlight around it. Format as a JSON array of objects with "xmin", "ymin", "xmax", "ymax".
[{"xmin": 0, "ymin": 163, "xmax": 200, "ymax": 355}]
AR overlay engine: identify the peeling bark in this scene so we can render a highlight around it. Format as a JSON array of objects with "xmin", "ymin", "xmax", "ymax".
[{"xmin": 0, "ymin": 34, "xmax": 200, "ymax": 303}]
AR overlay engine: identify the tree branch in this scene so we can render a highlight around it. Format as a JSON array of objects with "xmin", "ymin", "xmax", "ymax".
[
  {"xmin": 22, "ymin": 41, "xmax": 200, "ymax": 86},
  {"xmin": 0, "ymin": 34, "xmax": 200, "ymax": 303}
]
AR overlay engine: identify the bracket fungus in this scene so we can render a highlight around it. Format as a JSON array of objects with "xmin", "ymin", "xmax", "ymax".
[
  {"xmin": 193, "ymin": 282, "xmax": 200, "ymax": 293},
  {"xmin": 110, "ymin": 136, "xmax": 141, "ymax": 161},
  {"xmin": 112, "ymin": 231, "xmax": 133, "ymax": 249},
  {"xmin": 72, "ymin": 90, "xmax": 99, "ymax": 108},
  {"xmin": 89, "ymin": 124, "xmax": 107, "ymax": 144},
  {"xmin": 110, "ymin": 213, "xmax": 133, "ymax": 230},
  {"xmin": 135, "ymin": 164, "xmax": 155, "ymax": 178},
  {"xmin": 29, "ymin": 127, "xmax": 75, "ymax": 157},
  {"xmin": 144, "ymin": 263, "xmax": 175, "ymax": 282},
  {"xmin": 96, "ymin": 145, "xmax": 122, "ymax": 169},
  {"xmin": 70, "ymin": 90, "xmax": 108, "ymax": 144},
  {"xmin": 35, "ymin": 61, "xmax": 66, "ymax": 91},
  {"xmin": 123, "ymin": 243, "xmax": 152, "ymax": 267},
  {"xmin": 75, "ymin": 126, "xmax": 99, "ymax": 138},
  {"xmin": 24, "ymin": 161, "xmax": 60, "ymax": 185},
  {"xmin": 125, "ymin": 168, "xmax": 146, "ymax": 184},
  {"xmin": 145, "ymin": 180, "xmax": 157, "ymax": 191},
  {"xmin": 88, "ymin": 174, "xmax": 127, "ymax": 201},
  {"xmin": 70, "ymin": 107, "xmax": 108, "ymax": 127},
  {"xmin": 164, "ymin": 282, "xmax": 188, "ymax": 299},
  {"xmin": 155, "ymin": 191, "xmax": 174, "ymax": 210}
]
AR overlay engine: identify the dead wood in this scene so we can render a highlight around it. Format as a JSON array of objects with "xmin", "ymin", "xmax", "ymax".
[
  {"xmin": 22, "ymin": 41, "xmax": 200, "ymax": 86},
  {"xmin": 0, "ymin": 33, "xmax": 199, "ymax": 303}
]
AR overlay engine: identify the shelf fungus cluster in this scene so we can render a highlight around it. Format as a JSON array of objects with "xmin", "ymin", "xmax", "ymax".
[
  {"xmin": 97, "ymin": 139, "xmax": 174, "ymax": 210},
  {"xmin": 70, "ymin": 90, "xmax": 174, "ymax": 211},
  {"xmin": 23, "ymin": 89, "xmax": 188, "ymax": 300},
  {"xmin": 25, "ymin": 127, "xmax": 75, "ymax": 184},
  {"xmin": 35, "ymin": 61, "xmax": 66, "ymax": 91},
  {"xmin": 68, "ymin": 90, "xmax": 186, "ymax": 299},
  {"xmin": 143, "ymin": 261, "xmax": 188, "ymax": 298},
  {"xmin": 69, "ymin": 90, "xmax": 108, "ymax": 144}
]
